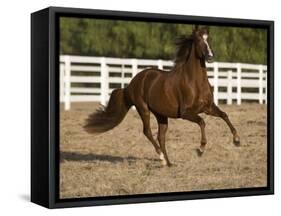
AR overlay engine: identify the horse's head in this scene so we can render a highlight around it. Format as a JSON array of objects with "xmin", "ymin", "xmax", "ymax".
[{"xmin": 192, "ymin": 25, "xmax": 214, "ymax": 63}]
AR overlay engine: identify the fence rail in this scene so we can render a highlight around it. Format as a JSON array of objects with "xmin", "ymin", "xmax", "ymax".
[{"xmin": 60, "ymin": 55, "xmax": 267, "ymax": 110}]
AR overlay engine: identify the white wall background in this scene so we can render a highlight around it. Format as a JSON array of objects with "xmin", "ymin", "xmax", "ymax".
[{"xmin": 0, "ymin": 0, "xmax": 279, "ymax": 214}]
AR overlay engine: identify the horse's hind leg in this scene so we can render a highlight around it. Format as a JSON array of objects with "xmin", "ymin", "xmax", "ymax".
[
  {"xmin": 154, "ymin": 113, "xmax": 172, "ymax": 167},
  {"xmin": 207, "ymin": 103, "xmax": 240, "ymax": 145},
  {"xmin": 136, "ymin": 106, "xmax": 162, "ymax": 157},
  {"xmin": 181, "ymin": 112, "xmax": 207, "ymax": 156}
]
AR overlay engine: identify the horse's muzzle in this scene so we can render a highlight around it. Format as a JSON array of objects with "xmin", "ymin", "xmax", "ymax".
[{"xmin": 206, "ymin": 55, "xmax": 214, "ymax": 63}]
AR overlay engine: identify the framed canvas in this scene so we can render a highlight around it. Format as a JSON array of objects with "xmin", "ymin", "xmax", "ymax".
[{"xmin": 31, "ymin": 6, "xmax": 274, "ymax": 208}]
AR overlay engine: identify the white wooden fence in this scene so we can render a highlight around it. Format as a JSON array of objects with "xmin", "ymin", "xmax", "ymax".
[{"xmin": 60, "ymin": 55, "xmax": 267, "ymax": 110}]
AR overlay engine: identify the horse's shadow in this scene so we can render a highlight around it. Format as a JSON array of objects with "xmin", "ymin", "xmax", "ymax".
[{"xmin": 60, "ymin": 151, "xmax": 159, "ymax": 164}]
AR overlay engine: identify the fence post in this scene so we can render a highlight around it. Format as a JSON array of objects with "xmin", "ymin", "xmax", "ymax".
[
  {"xmin": 258, "ymin": 65, "xmax": 264, "ymax": 104},
  {"xmin": 131, "ymin": 59, "xmax": 138, "ymax": 110},
  {"xmin": 227, "ymin": 70, "xmax": 232, "ymax": 105},
  {"xmin": 131, "ymin": 59, "xmax": 138, "ymax": 78},
  {"xmin": 64, "ymin": 55, "xmax": 71, "ymax": 110},
  {"xmin": 121, "ymin": 64, "xmax": 124, "ymax": 88},
  {"xmin": 265, "ymin": 69, "xmax": 267, "ymax": 104},
  {"xmin": 60, "ymin": 63, "xmax": 64, "ymax": 103},
  {"xmin": 157, "ymin": 60, "xmax": 163, "ymax": 70},
  {"xmin": 236, "ymin": 63, "xmax": 242, "ymax": 105},
  {"xmin": 100, "ymin": 57, "xmax": 108, "ymax": 106},
  {"xmin": 213, "ymin": 62, "xmax": 219, "ymax": 105}
]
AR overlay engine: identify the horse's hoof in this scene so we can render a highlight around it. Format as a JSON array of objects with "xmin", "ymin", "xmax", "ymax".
[
  {"xmin": 196, "ymin": 148, "xmax": 204, "ymax": 157},
  {"xmin": 161, "ymin": 159, "xmax": 167, "ymax": 166},
  {"xmin": 166, "ymin": 162, "xmax": 173, "ymax": 167},
  {"xmin": 161, "ymin": 159, "xmax": 173, "ymax": 167},
  {"xmin": 233, "ymin": 136, "xmax": 240, "ymax": 146}
]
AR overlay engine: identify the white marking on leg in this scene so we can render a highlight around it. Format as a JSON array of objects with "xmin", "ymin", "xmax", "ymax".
[
  {"xmin": 159, "ymin": 152, "xmax": 165, "ymax": 161},
  {"xmin": 159, "ymin": 152, "xmax": 168, "ymax": 166}
]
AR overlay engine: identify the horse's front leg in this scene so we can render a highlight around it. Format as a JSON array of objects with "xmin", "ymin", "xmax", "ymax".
[
  {"xmin": 181, "ymin": 111, "xmax": 207, "ymax": 156},
  {"xmin": 206, "ymin": 103, "xmax": 240, "ymax": 145},
  {"xmin": 155, "ymin": 114, "xmax": 172, "ymax": 166}
]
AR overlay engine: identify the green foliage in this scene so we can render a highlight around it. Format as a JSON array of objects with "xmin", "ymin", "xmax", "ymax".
[{"xmin": 60, "ymin": 17, "xmax": 267, "ymax": 64}]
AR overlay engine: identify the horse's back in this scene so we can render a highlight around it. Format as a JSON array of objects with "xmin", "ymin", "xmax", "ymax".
[
  {"xmin": 126, "ymin": 68, "xmax": 179, "ymax": 117},
  {"xmin": 126, "ymin": 68, "xmax": 162, "ymax": 104}
]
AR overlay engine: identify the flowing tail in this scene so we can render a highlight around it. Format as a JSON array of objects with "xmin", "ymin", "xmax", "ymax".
[{"xmin": 84, "ymin": 88, "xmax": 132, "ymax": 133}]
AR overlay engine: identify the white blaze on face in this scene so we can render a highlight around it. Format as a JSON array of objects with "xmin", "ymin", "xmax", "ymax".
[{"xmin": 202, "ymin": 34, "xmax": 213, "ymax": 57}]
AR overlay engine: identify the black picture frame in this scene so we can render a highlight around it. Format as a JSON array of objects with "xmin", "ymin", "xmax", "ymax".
[{"xmin": 31, "ymin": 6, "xmax": 274, "ymax": 209}]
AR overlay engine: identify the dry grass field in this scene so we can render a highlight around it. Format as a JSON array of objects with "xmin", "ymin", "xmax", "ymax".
[{"xmin": 60, "ymin": 102, "xmax": 267, "ymax": 199}]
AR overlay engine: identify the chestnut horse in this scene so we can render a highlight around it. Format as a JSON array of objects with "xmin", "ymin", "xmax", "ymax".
[{"xmin": 84, "ymin": 26, "xmax": 240, "ymax": 166}]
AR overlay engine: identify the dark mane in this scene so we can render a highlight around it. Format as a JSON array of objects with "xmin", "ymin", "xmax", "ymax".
[{"xmin": 174, "ymin": 35, "xmax": 193, "ymax": 65}]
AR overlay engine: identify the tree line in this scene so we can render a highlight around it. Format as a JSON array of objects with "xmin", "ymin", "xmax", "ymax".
[{"xmin": 60, "ymin": 17, "xmax": 267, "ymax": 64}]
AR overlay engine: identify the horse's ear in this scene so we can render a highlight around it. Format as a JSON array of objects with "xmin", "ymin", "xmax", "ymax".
[{"xmin": 193, "ymin": 25, "xmax": 199, "ymax": 32}]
